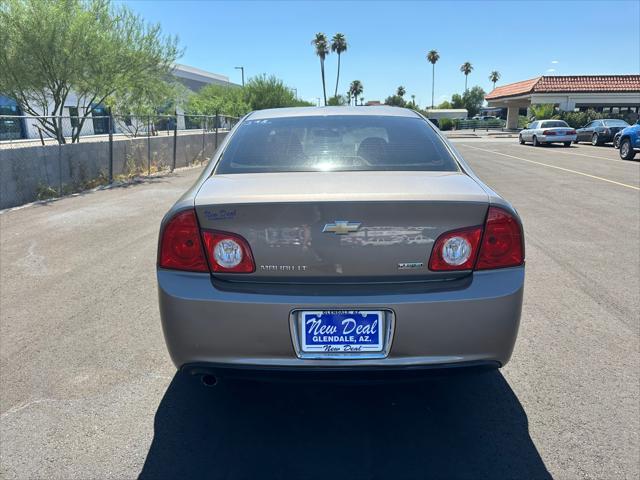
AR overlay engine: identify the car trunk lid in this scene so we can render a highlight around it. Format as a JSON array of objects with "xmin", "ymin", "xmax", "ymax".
[{"xmin": 195, "ymin": 171, "xmax": 489, "ymax": 282}]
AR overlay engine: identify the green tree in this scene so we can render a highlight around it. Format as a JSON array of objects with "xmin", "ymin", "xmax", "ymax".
[
  {"xmin": 437, "ymin": 100, "xmax": 452, "ymax": 109},
  {"xmin": 312, "ymin": 32, "xmax": 330, "ymax": 106},
  {"xmin": 461, "ymin": 86, "xmax": 485, "ymax": 117},
  {"xmin": 330, "ymin": 33, "xmax": 348, "ymax": 98},
  {"xmin": 426, "ymin": 49, "xmax": 440, "ymax": 109},
  {"xmin": 0, "ymin": 0, "xmax": 180, "ymax": 143},
  {"xmin": 385, "ymin": 95, "xmax": 406, "ymax": 107},
  {"xmin": 451, "ymin": 94, "xmax": 464, "ymax": 109},
  {"xmin": 349, "ymin": 80, "xmax": 363, "ymax": 106},
  {"xmin": 489, "ymin": 70, "xmax": 501, "ymax": 90},
  {"xmin": 460, "ymin": 61, "xmax": 473, "ymax": 91},
  {"xmin": 396, "ymin": 86, "xmax": 406, "ymax": 97},
  {"xmin": 327, "ymin": 95, "xmax": 347, "ymax": 106},
  {"xmin": 186, "ymin": 83, "xmax": 250, "ymax": 117},
  {"xmin": 243, "ymin": 74, "xmax": 313, "ymax": 110},
  {"xmin": 107, "ymin": 79, "xmax": 188, "ymax": 137}
]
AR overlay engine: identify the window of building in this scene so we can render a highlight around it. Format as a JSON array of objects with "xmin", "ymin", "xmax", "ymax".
[{"xmin": 0, "ymin": 95, "xmax": 25, "ymax": 140}]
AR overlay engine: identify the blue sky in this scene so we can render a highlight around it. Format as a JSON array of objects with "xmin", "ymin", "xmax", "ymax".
[{"xmin": 122, "ymin": 0, "xmax": 640, "ymax": 107}]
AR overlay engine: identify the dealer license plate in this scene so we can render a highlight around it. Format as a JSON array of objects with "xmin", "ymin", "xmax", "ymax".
[{"xmin": 299, "ymin": 310, "xmax": 384, "ymax": 353}]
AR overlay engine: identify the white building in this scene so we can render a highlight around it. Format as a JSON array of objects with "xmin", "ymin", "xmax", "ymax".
[
  {"xmin": 423, "ymin": 109, "xmax": 468, "ymax": 120},
  {"xmin": 485, "ymin": 75, "xmax": 640, "ymax": 129},
  {"xmin": 0, "ymin": 64, "xmax": 240, "ymax": 140}
]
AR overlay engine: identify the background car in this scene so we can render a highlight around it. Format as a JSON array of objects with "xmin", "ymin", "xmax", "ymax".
[
  {"xmin": 575, "ymin": 119, "xmax": 629, "ymax": 145},
  {"xmin": 519, "ymin": 119, "xmax": 577, "ymax": 147},
  {"xmin": 613, "ymin": 131, "xmax": 622, "ymax": 149},
  {"xmin": 617, "ymin": 123, "xmax": 640, "ymax": 160}
]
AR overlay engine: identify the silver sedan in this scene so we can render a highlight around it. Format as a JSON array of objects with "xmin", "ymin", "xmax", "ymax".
[
  {"xmin": 519, "ymin": 119, "xmax": 577, "ymax": 147},
  {"xmin": 157, "ymin": 107, "xmax": 525, "ymax": 385}
]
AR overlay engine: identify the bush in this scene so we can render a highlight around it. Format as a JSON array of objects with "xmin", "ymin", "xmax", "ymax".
[
  {"xmin": 518, "ymin": 115, "xmax": 529, "ymax": 129},
  {"xmin": 438, "ymin": 118, "xmax": 453, "ymax": 130},
  {"xmin": 555, "ymin": 109, "xmax": 637, "ymax": 128}
]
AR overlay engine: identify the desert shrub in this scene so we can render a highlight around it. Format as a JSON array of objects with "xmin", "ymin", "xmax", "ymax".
[{"xmin": 439, "ymin": 118, "xmax": 453, "ymax": 131}]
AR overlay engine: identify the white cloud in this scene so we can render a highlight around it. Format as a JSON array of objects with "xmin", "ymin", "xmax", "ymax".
[
  {"xmin": 547, "ymin": 68, "xmax": 556, "ymax": 73},
  {"xmin": 551, "ymin": 60, "xmax": 559, "ymax": 64}
]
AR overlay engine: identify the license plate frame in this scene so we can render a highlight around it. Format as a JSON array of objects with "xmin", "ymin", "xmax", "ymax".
[{"xmin": 290, "ymin": 309, "xmax": 395, "ymax": 359}]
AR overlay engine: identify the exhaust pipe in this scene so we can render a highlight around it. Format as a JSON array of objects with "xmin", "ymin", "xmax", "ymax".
[{"xmin": 201, "ymin": 374, "xmax": 217, "ymax": 387}]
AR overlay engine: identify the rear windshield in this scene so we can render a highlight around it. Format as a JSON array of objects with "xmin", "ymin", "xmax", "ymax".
[
  {"xmin": 540, "ymin": 120, "xmax": 569, "ymax": 128},
  {"xmin": 604, "ymin": 119, "xmax": 629, "ymax": 127},
  {"xmin": 215, "ymin": 115, "xmax": 458, "ymax": 173}
]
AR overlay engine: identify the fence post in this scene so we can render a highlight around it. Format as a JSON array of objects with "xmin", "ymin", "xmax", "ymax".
[
  {"xmin": 202, "ymin": 117, "xmax": 206, "ymax": 162},
  {"xmin": 108, "ymin": 116, "xmax": 113, "ymax": 183},
  {"xmin": 172, "ymin": 112, "xmax": 178, "ymax": 172},
  {"xmin": 215, "ymin": 111, "xmax": 219, "ymax": 150},
  {"xmin": 147, "ymin": 115, "xmax": 151, "ymax": 176},
  {"xmin": 57, "ymin": 140, "xmax": 63, "ymax": 196}
]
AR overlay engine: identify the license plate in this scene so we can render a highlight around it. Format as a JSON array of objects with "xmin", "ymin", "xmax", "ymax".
[{"xmin": 299, "ymin": 310, "xmax": 384, "ymax": 353}]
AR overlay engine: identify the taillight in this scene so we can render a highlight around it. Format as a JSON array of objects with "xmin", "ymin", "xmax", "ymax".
[
  {"xmin": 567, "ymin": 129, "xmax": 576, "ymax": 135},
  {"xmin": 428, "ymin": 207, "xmax": 524, "ymax": 271},
  {"xmin": 542, "ymin": 130, "xmax": 556, "ymax": 135},
  {"xmin": 202, "ymin": 230, "xmax": 255, "ymax": 273},
  {"xmin": 476, "ymin": 207, "xmax": 524, "ymax": 270},
  {"xmin": 158, "ymin": 210, "xmax": 208, "ymax": 272},
  {"xmin": 428, "ymin": 226, "xmax": 483, "ymax": 271}
]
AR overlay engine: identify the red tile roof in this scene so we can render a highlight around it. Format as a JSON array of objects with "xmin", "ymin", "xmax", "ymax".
[
  {"xmin": 485, "ymin": 77, "xmax": 541, "ymax": 100},
  {"xmin": 485, "ymin": 75, "xmax": 640, "ymax": 100}
]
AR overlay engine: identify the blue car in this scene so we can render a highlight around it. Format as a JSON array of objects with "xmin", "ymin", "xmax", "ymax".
[{"xmin": 618, "ymin": 123, "xmax": 640, "ymax": 160}]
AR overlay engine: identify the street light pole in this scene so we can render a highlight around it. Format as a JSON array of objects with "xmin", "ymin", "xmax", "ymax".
[
  {"xmin": 292, "ymin": 88, "xmax": 297, "ymax": 99},
  {"xmin": 235, "ymin": 66, "xmax": 245, "ymax": 87}
]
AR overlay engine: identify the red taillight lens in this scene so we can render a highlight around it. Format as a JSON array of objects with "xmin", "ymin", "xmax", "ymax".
[
  {"xmin": 542, "ymin": 130, "xmax": 556, "ymax": 135},
  {"xmin": 428, "ymin": 226, "xmax": 483, "ymax": 271},
  {"xmin": 158, "ymin": 210, "xmax": 208, "ymax": 272},
  {"xmin": 476, "ymin": 207, "xmax": 524, "ymax": 270},
  {"xmin": 428, "ymin": 207, "xmax": 524, "ymax": 272},
  {"xmin": 202, "ymin": 230, "xmax": 255, "ymax": 273},
  {"xmin": 567, "ymin": 129, "xmax": 576, "ymax": 135}
]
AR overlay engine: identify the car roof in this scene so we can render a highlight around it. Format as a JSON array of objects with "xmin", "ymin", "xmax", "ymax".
[{"xmin": 247, "ymin": 106, "xmax": 422, "ymax": 120}]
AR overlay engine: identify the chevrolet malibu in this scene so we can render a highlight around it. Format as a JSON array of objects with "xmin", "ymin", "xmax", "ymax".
[{"xmin": 157, "ymin": 107, "xmax": 525, "ymax": 384}]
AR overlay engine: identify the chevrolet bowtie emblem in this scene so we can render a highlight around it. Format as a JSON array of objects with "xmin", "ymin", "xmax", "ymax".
[{"xmin": 322, "ymin": 221, "xmax": 361, "ymax": 235}]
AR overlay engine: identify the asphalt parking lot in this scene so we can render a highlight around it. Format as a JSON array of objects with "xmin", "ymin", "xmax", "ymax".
[{"xmin": 1, "ymin": 139, "xmax": 638, "ymax": 479}]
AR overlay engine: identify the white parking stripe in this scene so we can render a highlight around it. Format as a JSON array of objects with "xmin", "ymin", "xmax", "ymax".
[{"xmin": 460, "ymin": 144, "xmax": 640, "ymax": 191}]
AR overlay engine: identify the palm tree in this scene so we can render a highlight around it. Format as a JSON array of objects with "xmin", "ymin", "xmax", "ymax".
[
  {"xmin": 350, "ymin": 80, "xmax": 363, "ymax": 106},
  {"xmin": 489, "ymin": 70, "xmax": 501, "ymax": 90},
  {"xmin": 331, "ymin": 33, "xmax": 348, "ymax": 98},
  {"xmin": 460, "ymin": 61, "xmax": 473, "ymax": 91},
  {"xmin": 426, "ymin": 50, "xmax": 440, "ymax": 109},
  {"xmin": 312, "ymin": 33, "xmax": 330, "ymax": 105},
  {"xmin": 396, "ymin": 86, "xmax": 406, "ymax": 97}
]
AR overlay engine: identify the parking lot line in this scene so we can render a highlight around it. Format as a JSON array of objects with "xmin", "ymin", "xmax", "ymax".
[{"xmin": 460, "ymin": 144, "xmax": 640, "ymax": 191}]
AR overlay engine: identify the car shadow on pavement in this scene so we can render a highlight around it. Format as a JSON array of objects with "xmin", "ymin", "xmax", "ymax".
[{"xmin": 139, "ymin": 370, "xmax": 550, "ymax": 480}]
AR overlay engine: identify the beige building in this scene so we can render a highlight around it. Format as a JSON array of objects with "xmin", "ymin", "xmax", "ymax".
[{"xmin": 486, "ymin": 75, "xmax": 640, "ymax": 129}]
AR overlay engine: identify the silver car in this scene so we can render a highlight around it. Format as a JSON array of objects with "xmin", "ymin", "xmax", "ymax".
[
  {"xmin": 157, "ymin": 107, "xmax": 525, "ymax": 384},
  {"xmin": 519, "ymin": 119, "xmax": 577, "ymax": 147}
]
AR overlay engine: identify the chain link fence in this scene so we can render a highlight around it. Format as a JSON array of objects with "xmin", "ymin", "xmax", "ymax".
[{"xmin": 0, "ymin": 113, "xmax": 239, "ymax": 209}]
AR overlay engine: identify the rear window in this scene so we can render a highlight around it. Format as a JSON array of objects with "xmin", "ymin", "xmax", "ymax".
[
  {"xmin": 604, "ymin": 119, "xmax": 629, "ymax": 127},
  {"xmin": 540, "ymin": 120, "xmax": 569, "ymax": 128},
  {"xmin": 215, "ymin": 115, "xmax": 458, "ymax": 174}
]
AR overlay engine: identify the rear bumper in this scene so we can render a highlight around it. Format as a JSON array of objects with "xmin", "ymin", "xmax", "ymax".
[
  {"xmin": 539, "ymin": 134, "xmax": 576, "ymax": 143},
  {"xmin": 157, "ymin": 267, "xmax": 524, "ymax": 369}
]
